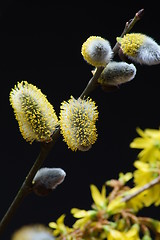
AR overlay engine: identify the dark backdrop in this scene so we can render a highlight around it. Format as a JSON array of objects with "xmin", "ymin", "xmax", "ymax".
[{"xmin": 0, "ymin": 1, "xmax": 160, "ymax": 239}]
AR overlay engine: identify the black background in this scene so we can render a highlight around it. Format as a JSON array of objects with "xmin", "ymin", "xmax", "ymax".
[{"xmin": 0, "ymin": 1, "xmax": 160, "ymax": 239}]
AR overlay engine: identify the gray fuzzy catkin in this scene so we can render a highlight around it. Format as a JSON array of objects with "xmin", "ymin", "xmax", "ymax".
[
  {"xmin": 87, "ymin": 38, "xmax": 113, "ymax": 64},
  {"xmin": 32, "ymin": 168, "xmax": 66, "ymax": 196},
  {"xmin": 98, "ymin": 61, "xmax": 136, "ymax": 86},
  {"xmin": 131, "ymin": 37, "xmax": 160, "ymax": 65}
]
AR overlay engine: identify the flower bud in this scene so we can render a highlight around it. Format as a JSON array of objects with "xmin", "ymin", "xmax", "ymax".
[
  {"xmin": 81, "ymin": 36, "xmax": 113, "ymax": 67},
  {"xmin": 117, "ymin": 33, "xmax": 160, "ymax": 65},
  {"xmin": 32, "ymin": 168, "xmax": 66, "ymax": 196},
  {"xmin": 98, "ymin": 61, "xmax": 136, "ymax": 87}
]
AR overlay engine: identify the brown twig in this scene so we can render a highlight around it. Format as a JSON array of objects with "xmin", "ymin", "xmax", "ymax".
[
  {"xmin": 0, "ymin": 142, "xmax": 55, "ymax": 236},
  {"xmin": 112, "ymin": 8, "xmax": 144, "ymax": 55},
  {"xmin": 122, "ymin": 175, "xmax": 160, "ymax": 203},
  {"xmin": 80, "ymin": 66, "xmax": 104, "ymax": 99},
  {"xmin": 107, "ymin": 180, "xmax": 123, "ymax": 202},
  {"xmin": 138, "ymin": 216, "xmax": 159, "ymax": 234}
]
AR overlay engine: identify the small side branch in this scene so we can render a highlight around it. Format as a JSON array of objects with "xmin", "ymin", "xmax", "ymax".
[
  {"xmin": 113, "ymin": 8, "xmax": 144, "ymax": 55},
  {"xmin": 80, "ymin": 66, "xmax": 104, "ymax": 99},
  {"xmin": 122, "ymin": 175, "xmax": 160, "ymax": 202}
]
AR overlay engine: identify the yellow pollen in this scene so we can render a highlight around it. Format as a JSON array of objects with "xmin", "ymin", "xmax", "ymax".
[
  {"xmin": 59, "ymin": 96, "xmax": 98, "ymax": 151},
  {"xmin": 118, "ymin": 33, "xmax": 145, "ymax": 57},
  {"xmin": 81, "ymin": 36, "xmax": 111, "ymax": 67},
  {"xmin": 9, "ymin": 81, "xmax": 59, "ymax": 143}
]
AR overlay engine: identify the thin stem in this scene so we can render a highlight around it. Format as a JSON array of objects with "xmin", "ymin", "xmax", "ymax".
[
  {"xmin": 0, "ymin": 127, "xmax": 60, "ymax": 236},
  {"xmin": 138, "ymin": 216, "xmax": 159, "ymax": 233},
  {"xmin": 80, "ymin": 66, "xmax": 104, "ymax": 99},
  {"xmin": 0, "ymin": 141, "xmax": 54, "ymax": 237},
  {"xmin": 122, "ymin": 175, "xmax": 160, "ymax": 202}
]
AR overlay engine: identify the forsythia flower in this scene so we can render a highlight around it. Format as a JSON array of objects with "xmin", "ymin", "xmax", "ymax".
[
  {"xmin": 98, "ymin": 61, "xmax": 136, "ymax": 87},
  {"xmin": 130, "ymin": 127, "xmax": 160, "ymax": 162},
  {"xmin": 59, "ymin": 96, "xmax": 98, "ymax": 151},
  {"xmin": 11, "ymin": 224, "xmax": 54, "ymax": 240},
  {"xmin": 71, "ymin": 208, "xmax": 97, "ymax": 229},
  {"xmin": 49, "ymin": 214, "xmax": 73, "ymax": 237},
  {"xmin": 124, "ymin": 224, "xmax": 140, "ymax": 240},
  {"xmin": 9, "ymin": 81, "xmax": 59, "ymax": 143},
  {"xmin": 103, "ymin": 226, "xmax": 126, "ymax": 240},
  {"xmin": 107, "ymin": 196, "xmax": 126, "ymax": 215},
  {"xmin": 134, "ymin": 160, "xmax": 159, "ymax": 186},
  {"xmin": 81, "ymin": 36, "xmax": 113, "ymax": 67},
  {"xmin": 118, "ymin": 172, "xmax": 133, "ymax": 185},
  {"xmin": 48, "ymin": 179, "xmax": 160, "ymax": 239},
  {"xmin": 117, "ymin": 33, "xmax": 160, "ymax": 65},
  {"xmin": 90, "ymin": 184, "xmax": 108, "ymax": 210},
  {"xmin": 124, "ymin": 186, "xmax": 145, "ymax": 212},
  {"xmin": 103, "ymin": 224, "xmax": 140, "ymax": 240},
  {"xmin": 133, "ymin": 160, "xmax": 160, "ymax": 207}
]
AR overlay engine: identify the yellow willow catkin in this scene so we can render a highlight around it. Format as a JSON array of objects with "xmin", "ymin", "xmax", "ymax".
[
  {"xmin": 81, "ymin": 36, "xmax": 113, "ymax": 67},
  {"xmin": 59, "ymin": 96, "xmax": 98, "ymax": 151},
  {"xmin": 9, "ymin": 81, "xmax": 59, "ymax": 143},
  {"xmin": 117, "ymin": 33, "xmax": 160, "ymax": 65}
]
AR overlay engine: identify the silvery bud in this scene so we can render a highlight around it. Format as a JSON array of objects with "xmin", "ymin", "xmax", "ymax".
[
  {"xmin": 98, "ymin": 61, "xmax": 136, "ymax": 87},
  {"xmin": 32, "ymin": 168, "xmax": 66, "ymax": 196}
]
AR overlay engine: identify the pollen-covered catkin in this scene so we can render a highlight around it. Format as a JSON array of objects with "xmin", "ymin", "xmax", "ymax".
[
  {"xmin": 9, "ymin": 81, "xmax": 59, "ymax": 143},
  {"xmin": 81, "ymin": 36, "xmax": 113, "ymax": 67},
  {"xmin": 59, "ymin": 96, "xmax": 98, "ymax": 151},
  {"xmin": 117, "ymin": 33, "xmax": 160, "ymax": 65}
]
